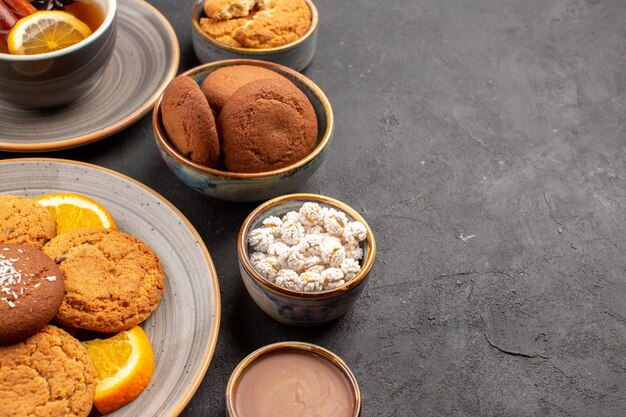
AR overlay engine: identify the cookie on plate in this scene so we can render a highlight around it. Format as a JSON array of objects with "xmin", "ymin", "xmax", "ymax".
[
  {"xmin": 0, "ymin": 243, "xmax": 65, "ymax": 345},
  {"xmin": 219, "ymin": 77, "xmax": 318, "ymax": 173},
  {"xmin": 43, "ymin": 229, "xmax": 165, "ymax": 333},
  {"xmin": 0, "ymin": 325, "xmax": 96, "ymax": 417},
  {"xmin": 0, "ymin": 194, "xmax": 56, "ymax": 249},
  {"xmin": 200, "ymin": 65, "xmax": 284, "ymax": 113},
  {"xmin": 161, "ymin": 75, "xmax": 220, "ymax": 168}
]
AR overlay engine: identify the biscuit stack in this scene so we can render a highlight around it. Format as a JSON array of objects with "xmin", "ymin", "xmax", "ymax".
[{"xmin": 161, "ymin": 64, "xmax": 318, "ymax": 173}]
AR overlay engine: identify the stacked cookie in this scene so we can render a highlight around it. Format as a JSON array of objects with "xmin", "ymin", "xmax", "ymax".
[
  {"xmin": 0, "ymin": 195, "xmax": 61, "ymax": 343},
  {"xmin": 0, "ymin": 243, "xmax": 65, "ymax": 344},
  {"xmin": 161, "ymin": 64, "xmax": 318, "ymax": 173},
  {"xmin": 0, "ymin": 194, "xmax": 165, "ymax": 417}
]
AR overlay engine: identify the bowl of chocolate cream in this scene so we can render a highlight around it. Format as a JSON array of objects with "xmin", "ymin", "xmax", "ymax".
[{"xmin": 226, "ymin": 341, "xmax": 362, "ymax": 417}]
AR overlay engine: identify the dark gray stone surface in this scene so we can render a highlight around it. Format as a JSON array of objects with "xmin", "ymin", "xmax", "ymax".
[{"xmin": 2, "ymin": 0, "xmax": 626, "ymax": 415}]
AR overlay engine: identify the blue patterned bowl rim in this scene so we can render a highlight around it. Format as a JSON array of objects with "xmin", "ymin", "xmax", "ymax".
[{"xmin": 238, "ymin": 193, "xmax": 377, "ymax": 300}]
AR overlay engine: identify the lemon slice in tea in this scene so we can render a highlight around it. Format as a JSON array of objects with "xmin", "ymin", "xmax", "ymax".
[{"xmin": 7, "ymin": 11, "xmax": 92, "ymax": 55}]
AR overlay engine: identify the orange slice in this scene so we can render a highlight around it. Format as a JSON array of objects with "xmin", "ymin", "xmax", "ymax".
[
  {"xmin": 34, "ymin": 193, "xmax": 116, "ymax": 235},
  {"xmin": 82, "ymin": 326, "xmax": 155, "ymax": 414},
  {"xmin": 7, "ymin": 11, "xmax": 92, "ymax": 55}
]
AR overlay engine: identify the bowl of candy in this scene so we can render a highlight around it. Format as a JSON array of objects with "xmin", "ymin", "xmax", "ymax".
[
  {"xmin": 237, "ymin": 193, "xmax": 376, "ymax": 326},
  {"xmin": 0, "ymin": 0, "xmax": 117, "ymax": 108}
]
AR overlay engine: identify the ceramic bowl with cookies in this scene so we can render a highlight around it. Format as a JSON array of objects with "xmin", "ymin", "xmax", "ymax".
[
  {"xmin": 153, "ymin": 59, "xmax": 333, "ymax": 202},
  {"xmin": 191, "ymin": 0, "xmax": 318, "ymax": 71}
]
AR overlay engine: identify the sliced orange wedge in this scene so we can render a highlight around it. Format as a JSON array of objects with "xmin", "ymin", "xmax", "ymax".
[
  {"xmin": 82, "ymin": 326, "xmax": 155, "ymax": 414},
  {"xmin": 7, "ymin": 11, "xmax": 91, "ymax": 55},
  {"xmin": 34, "ymin": 193, "xmax": 116, "ymax": 235}
]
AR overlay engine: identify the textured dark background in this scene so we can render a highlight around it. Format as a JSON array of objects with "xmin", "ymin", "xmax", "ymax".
[{"xmin": 2, "ymin": 0, "xmax": 626, "ymax": 415}]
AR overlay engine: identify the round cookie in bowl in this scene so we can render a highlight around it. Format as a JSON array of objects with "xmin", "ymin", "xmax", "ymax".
[
  {"xmin": 200, "ymin": 64, "xmax": 284, "ymax": 112},
  {"xmin": 219, "ymin": 77, "xmax": 318, "ymax": 173},
  {"xmin": 153, "ymin": 59, "xmax": 334, "ymax": 202},
  {"xmin": 161, "ymin": 75, "xmax": 221, "ymax": 167}
]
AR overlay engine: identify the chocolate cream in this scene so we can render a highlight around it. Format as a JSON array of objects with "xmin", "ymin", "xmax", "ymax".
[{"xmin": 235, "ymin": 351, "xmax": 355, "ymax": 417}]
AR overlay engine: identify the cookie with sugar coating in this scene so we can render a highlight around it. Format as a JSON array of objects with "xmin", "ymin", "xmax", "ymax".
[
  {"xmin": 0, "ymin": 243, "xmax": 65, "ymax": 345},
  {"xmin": 218, "ymin": 77, "xmax": 318, "ymax": 173},
  {"xmin": 161, "ymin": 75, "xmax": 220, "ymax": 168}
]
